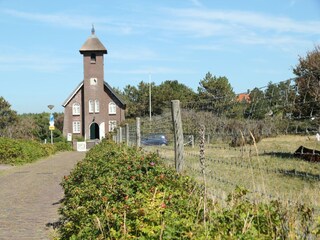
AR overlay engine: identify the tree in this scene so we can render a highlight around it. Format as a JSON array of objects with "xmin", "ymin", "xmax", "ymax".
[
  {"xmin": 121, "ymin": 85, "xmax": 138, "ymax": 118},
  {"xmin": 122, "ymin": 80, "xmax": 196, "ymax": 118},
  {"xmin": 9, "ymin": 114, "xmax": 37, "ymax": 139},
  {"xmin": 152, "ymin": 80, "xmax": 196, "ymax": 115},
  {"xmin": 293, "ymin": 45, "xmax": 320, "ymax": 120},
  {"xmin": 6, "ymin": 112, "xmax": 64, "ymax": 141},
  {"xmin": 54, "ymin": 112, "xmax": 64, "ymax": 132},
  {"xmin": 263, "ymin": 80, "xmax": 297, "ymax": 119},
  {"xmin": 197, "ymin": 72, "xmax": 235, "ymax": 114},
  {"xmin": 0, "ymin": 97, "xmax": 18, "ymax": 137},
  {"xmin": 122, "ymin": 82, "xmax": 154, "ymax": 118},
  {"xmin": 245, "ymin": 88, "xmax": 268, "ymax": 119}
]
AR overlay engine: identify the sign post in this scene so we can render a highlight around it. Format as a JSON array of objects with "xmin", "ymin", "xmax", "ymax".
[{"xmin": 48, "ymin": 105, "xmax": 54, "ymax": 144}]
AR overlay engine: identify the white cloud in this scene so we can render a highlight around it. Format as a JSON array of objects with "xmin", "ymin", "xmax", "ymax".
[
  {"xmin": 156, "ymin": 7, "xmax": 320, "ymax": 52},
  {"xmin": 5, "ymin": 7, "xmax": 320, "ymax": 39},
  {"xmin": 237, "ymin": 35, "xmax": 310, "ymax": 46},
  {"xmin": 0, "ymin": 53, "xmax": 77, "ymax": 72},
  {"xmin": 109, "ymin": 48, "xmax": 159, "ymax": 61},
  {"xmin": 3, "ymin": 6, "xmax": 319, "ymax": 51},
  {"xmin": 3, "ymin": 9, "xmax": 92, "ymax": 28},
  {"xmin": 109, "ymin": 66, "xmax": 194, "ymax": 75},
  {"xmin": 167, "ymin": 8, "xmax": 320, "ymax": 35},
  {"xmin": 2, "ymin": 9, "xmax": 133, "ymax": 35},
  {"xmin": 165, "ymin": 19, "xmax": 234, "ymax": 37}
]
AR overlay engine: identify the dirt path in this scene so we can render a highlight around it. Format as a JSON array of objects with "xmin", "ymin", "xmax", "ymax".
[{"xmin": 0, "ymin": 151, "xmax": 85, "ymax": 240}]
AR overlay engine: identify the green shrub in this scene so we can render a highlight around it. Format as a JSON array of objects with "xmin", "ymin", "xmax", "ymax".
[
  {"xmin": 0, "ymin": 138, "xmax": 22, "ymax": 164},
  {"xmin": 12, "ymin": 139, "xmax": 51, "ymax": 165},
  {"xmin": 58, "ymin": 140, "xmax": 318, "ymax": 239},
  {"xmin": 0, "ymin": 137, "xmax": 72, "ymax": 165},
  {"xmin": 41, "ymin": 142, "xmax": 56, "ymax": 156},
  {"xmin": 54, "ymin": 142, "xmax": 73, "ymax": 152},
  {"xmin": 59, "ymin": 140, "xmax": 204, "ymax": 239}
]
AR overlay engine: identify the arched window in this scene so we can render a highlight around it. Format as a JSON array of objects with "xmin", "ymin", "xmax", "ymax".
[
  {"xmin": 89, "ymin": 100, "xmax": 94, "ymax": 113},
  {"xmin": 72, "ymin": 103, "xmax": 80, "ymax": 115},
  {"xmin": 95, "ymin": 100, "xmax": 100, "ymax": 113},
  {"xmin": 109, "ymin": 102, "xmax": 116, "ymax": 115}
]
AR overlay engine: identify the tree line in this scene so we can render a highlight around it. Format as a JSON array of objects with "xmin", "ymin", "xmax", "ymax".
[
  {"xmin": 0, "ymin": 100, "xmax": 64, "ymax": 142},
  {"xmin": 0, "ymin": 45, "xmax": 319, "ymax": 140},
  {"xmin": 119, "ymin": 45, "xmax": 319, "ymax": 124}
]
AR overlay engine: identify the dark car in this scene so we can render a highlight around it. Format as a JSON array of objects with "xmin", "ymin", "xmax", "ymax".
[{"xmin": 141, "ymin": 134, "xmax": 168, "ymax": 146}]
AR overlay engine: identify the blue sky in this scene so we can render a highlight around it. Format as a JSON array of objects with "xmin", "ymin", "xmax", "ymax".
[{"xmin": 0, "ymin": 0, "xmax": 319, "ymax": 114}]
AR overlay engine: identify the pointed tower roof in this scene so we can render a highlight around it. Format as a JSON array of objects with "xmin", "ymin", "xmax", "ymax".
[{"xmin": 79, "ymin": 25, "xmax": 107, "ymax": 54}]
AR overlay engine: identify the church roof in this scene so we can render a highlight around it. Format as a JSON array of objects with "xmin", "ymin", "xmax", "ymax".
[
  {"xmin": 62, "ymin": 81, "xmax": 126, "ymax": 108},
  {"xmin": 62, "ymin": 81, "xmax": 83, "ymax": 107},
  {"xmin": 79, "ymin": 26, "xmax": 107, "ymax": 54}
]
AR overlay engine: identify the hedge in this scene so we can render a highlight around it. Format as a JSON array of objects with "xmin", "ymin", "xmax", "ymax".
[
  {"xmin": 58, "ymin": 140, "xmax": 319, "ymax": 239},
  {"xmin": 0, "ymin": 137, "xmax": 72, "ymax": 165}
]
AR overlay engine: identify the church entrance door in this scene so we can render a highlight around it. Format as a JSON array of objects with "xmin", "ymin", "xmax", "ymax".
[{"xmin": 90, "ymin": 123, "xmax": 100, "ymax": 140}]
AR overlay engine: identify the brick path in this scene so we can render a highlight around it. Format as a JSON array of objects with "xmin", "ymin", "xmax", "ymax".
[{"xmin": 0, "ymin": 151, "xmax": 85, "ymax": 240}]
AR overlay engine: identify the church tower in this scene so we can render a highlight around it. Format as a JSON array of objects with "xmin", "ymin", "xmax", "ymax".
[
  {"xmin": 62, "ymin": 27, "xmax": 125, "ymax": 143},
  {"xmin": 79, "ymin": 26, "xmax": 108, "ymax": 139}
]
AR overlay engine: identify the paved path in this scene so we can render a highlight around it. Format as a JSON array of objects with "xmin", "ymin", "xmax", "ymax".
[{"xmin": 0, "ymin": 151, "xmax": 85, "ymax": 240}]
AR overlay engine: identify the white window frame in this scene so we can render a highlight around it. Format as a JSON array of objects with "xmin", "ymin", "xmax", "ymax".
[
  {"xmin": 72, "ymin": 103, "xmax": 80, "ymax": 115},
  {"xmin": 109, "ymin": 120, "xmax": 117, "ymax": 132},
  {"xmin": 109, "ymin": 102, "xmax": 116, "ymax": 115},
  {"xmin": 95, "ymin": 99, "xmax": 100, "ymax": 113},
  {"xmin": 89, "ymin": 100, "xmax": 94, "ymax": 113},
  {"xmin": 72, "ymin": 121, "xmax": 81, "ymax": 133}
]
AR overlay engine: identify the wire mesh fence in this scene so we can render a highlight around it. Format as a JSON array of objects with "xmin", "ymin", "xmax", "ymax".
[{"xmin": 113, "ymin": 78, "xmax": 320, "ymax": 215}]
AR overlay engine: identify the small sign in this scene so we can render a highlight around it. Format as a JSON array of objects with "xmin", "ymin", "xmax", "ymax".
[
  {"xmin": 77, "ymin": 142, "xmax": 87, "ymax": 152},
  {"xmin": 49, "ymin": 113, "xmax": 55, "ymax": 127},
  {"xmin": 67, "ymin": 133, "xmax": 72, "ymax": 142},
  {"xmin": 49, "ymin": 126, "xmax": 55, "ymax": 130}
]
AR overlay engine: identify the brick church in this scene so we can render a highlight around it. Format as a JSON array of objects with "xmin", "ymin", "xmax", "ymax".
[{"xmin": 62, "ymin": 27, "xmax": 126, "ymax": 140}]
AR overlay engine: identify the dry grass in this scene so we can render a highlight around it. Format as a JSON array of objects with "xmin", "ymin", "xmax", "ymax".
[{"xmin": 144, "ymin": 135, "xmax": 320, "ymax": 216}]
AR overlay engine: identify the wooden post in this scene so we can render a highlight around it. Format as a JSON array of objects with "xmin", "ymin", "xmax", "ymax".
[
  {"xmin": 136, "ymin": 117, "xmax": 141, "ymax": 148},
  {"xmin": 171, "ymin": 100, "xmax": 184, "ymax": 173},
  {"xmin": 199, "ymin": 124, "xmax": 207, "ymax": 230},
  {"xmin": 191, "ymin": 135, "xmax": 194, "ymax": 148},
  {"xmin": 116, "ymin": 129, "xmax": 119, "ymax": 143},
  {"xmin": 199, "ymin": 125, "xmax": 205, "ymax": 174},
  {"xmin": 119, "ymin": 127, "xmax": 123, "ymax": 143},
  {"xmin": 126, "ymin": 123, "xmax": 130, "ymax": 146}
]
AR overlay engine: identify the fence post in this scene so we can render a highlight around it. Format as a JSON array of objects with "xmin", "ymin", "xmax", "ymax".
[
  {"xmin": 119, "ymin": 127, "xmax": 123, "ymax": 143},
  {"xmin": 199, "ymin": 125, "xmax": 206, "ymax": 174},
  {"xmin": 171, "ymin": 100, "xmax": 184, "ymax": 173},
  {"xmin": 191, "ymin": 135, "xmax": 195, "ymax": 148},
  {"xmin": 136, "ymin": 117, "xmax": 141, "ymax": 148},
  {"xmin": 199, "ymin": 124, "xmax": 207, "ymax": 229},
  {"xmin": 126, "ymin": 123, "xmax": 129, "ymax": 146},
  {"xmin": 116, "ymin": 129, "xmax": 119, "ymax": 143}
]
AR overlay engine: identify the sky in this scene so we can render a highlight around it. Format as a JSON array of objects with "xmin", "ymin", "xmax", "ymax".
[{"xmin": 0, "ymin": 0, "xmax": 319, "ymax": 114}]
